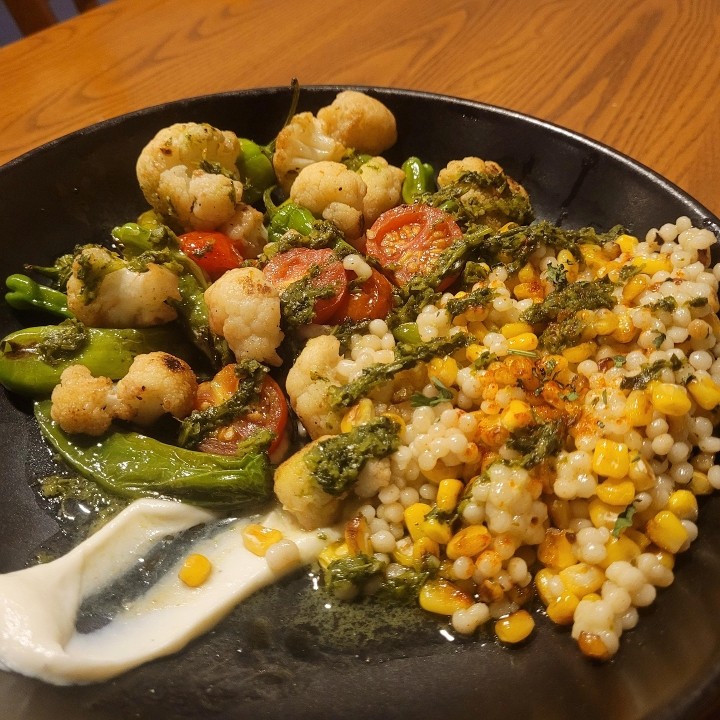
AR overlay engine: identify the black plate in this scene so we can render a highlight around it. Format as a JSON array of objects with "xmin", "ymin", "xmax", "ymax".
[{"xmin": 1, "ymin": 86, "xmax": 720, "ymax": 720}]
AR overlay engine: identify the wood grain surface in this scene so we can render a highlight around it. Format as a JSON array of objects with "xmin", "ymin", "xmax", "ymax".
[{"xmin": 0, "ymin": 0, "xmax": 718, "ymax": 216}]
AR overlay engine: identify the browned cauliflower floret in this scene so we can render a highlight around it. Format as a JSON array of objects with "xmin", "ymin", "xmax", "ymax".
[
  {"xmin": 136, "ymin": 122, "xmax": 244, "ymax": 232},
  {"xmin": 436, "ymin": 156, "xmax": 532, "ymax": 229},
  {"xmin": 114, "ymin": 352, "xmax": 198, "ymax": 426},
  {"xmin": 289, "ymin": 161, "xmax": 367, "ymax": 240},
  {"xmin": 49, "ymin": 353, "xmax": 197, "ymax": 436},
  {"xmin": 204, "ymin": 267, "xmax": 284, "ymax": 366},
  {"xmin": 285, "ymin": 334, "xmax": 344, "ymax": 440},
  {"xmin": 273, "ymin": 437, "xmax": 344, "ymax": 530},
  {"xmin": 272, "ymin": 112, "xmax": 346, "ymax": 194},
  {"xmin": 50, "ymin": 365, "xmax": 118, "ymax": 436},
  {"xmin": 66, "ymin": 246, "xmax": 180, "ymax": 328},
  {"xmin": 220, "ymin": 204, "xmax": 268, "ymax": 259},
  {"xmin": 317, "ymin": 91, "xmax": 397, "ymax": 155},
  {"xmin": 357, "ymin": 156, "xmax": 405, "ymax": 225}
]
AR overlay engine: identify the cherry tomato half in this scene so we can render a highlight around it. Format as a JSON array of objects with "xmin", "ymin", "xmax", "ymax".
[
  {"xmin": 262, "ymin": 247, "xmax": 349, "ymax": 324},
  {"xmin": 178, "ymin": 231, "xmax": 243, "ymax": 281},
  {"xmin": 194, "ymin": 365, "xmax": 289, "ymax": 456},
  {"xmin": 329, "ymin": 268, "xmax": 394, "ymax": 323},
  {"xmin": 365, "ymin": 205, "xmax": 463, "ymax": 287}
]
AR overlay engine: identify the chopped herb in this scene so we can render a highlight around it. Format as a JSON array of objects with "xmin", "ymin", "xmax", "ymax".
[
  {"xmin": 653, "ymin": 332, "xmax": 667, "ymax": 349},
  {"xmin": 649, "ymin": 296, "xmax": 677, "ymax": 313},
  {"xmin": 687, "ymin": 296, "xmax": 709, "ymax": 308},
  {"xmin": 324, "ymin": 553, "xmax": 384, "ymax": 598},
  {"xmin": 539, "ymin": 313, "xmax": 586, "ymax": 353},
  {"xmin": 521, "ymin": 277, "xmax": 616, "ymax": 326},
  {"xmin": 613, "ymin": 355, "xmax": 627, "ymax": 368},
  {"xmin": 411, "ymin": 377, "xmax": 454, "ymax": 407},
  {"xmin": 620, "ymin": 355, "xmax": 684, "ymax": 391},
  {"xmin": 545, "ymin": 262, "xmax": 569, "ymax": 289},
  {"xmin": 445, "ymin": 286, "xmax": 496, "ymax": 317},
  {"xmin": 34, "ymin": 318, "xmax": 88, "ymax": 365},
  {"xmin": 305, "ymin": 416, "xmax": 400, "ymax": 495},
  {"xmin": 473, "ymin": 350, "xmax": 498, "ymax": 370},
  {"xmin": 507, "ymin": 348, "xmax": 539, "ymax": 358},
  {"xmin": 618, "ymin": 264, "xmax": 642, "ymax": 282},
  {"xmin": 562, "ymin": 390, "xmax": 579, "ymax": 402},
  {"xmin": 612, "ymin": 503, "xmax": 637, "ymax": 537}
]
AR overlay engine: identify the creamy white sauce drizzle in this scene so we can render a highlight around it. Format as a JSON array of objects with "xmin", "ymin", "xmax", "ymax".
[{"xmin": 0, "ymin": 498, "xmax": 339, "ymax": 685}]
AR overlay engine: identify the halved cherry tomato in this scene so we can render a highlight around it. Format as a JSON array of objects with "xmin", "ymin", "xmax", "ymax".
[
  {"xmin": 365, "ymin": 204, "xmax": 463, "ymax": 287},
  {"xmin": 178, "ymin": 231, "xmax": 243, "ymax": 281},
  {"xmin": 329, "ymin": 268, "xmax": 394, "ymax": 322},
  {"xmin": 194, "ymin": 364, "xmax": 289, "ymax": 456},
  {"xmin": 262, "ymin": 247, "xmax": 349, "ymax": 324}
]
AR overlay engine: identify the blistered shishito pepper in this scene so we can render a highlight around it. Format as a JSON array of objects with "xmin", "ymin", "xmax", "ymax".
[
  {"xmin": 34, "ymin": 400, "xmax": 273, "ymax": 511},
  {"xmin": 266, "ymin": 201, "xmax": 316, "ymax": 244},
  {"xmin": 401, "ymin": 156, "xmax": 436, "ymax": 203},
  {"xmin": 5, "ymin": 274, "xmax": 72, "ymax": 318},
  {"xmin": 0, "ymin": 322, "xmax": 202, "ymax": 397},
  {"xmin": 237, "ymin": 138, "xmax": 277, "ymax": 206}
]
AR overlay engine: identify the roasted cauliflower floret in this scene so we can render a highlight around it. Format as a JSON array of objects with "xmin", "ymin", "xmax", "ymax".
[
  {"xmin": 285, "ymin": 334, "xmax": 344, "ymax": 440},
  {"xmin": 136, "ymin": 122, "xmax": 244, "ymax": 232},
  {"xmin": 273, "ymin": 437, "xmax": 344, "ymax": 530},
  {"xmin": 272, "ymin": 112, "xmax": 346, "ymax": 194},
  {"xmin": 50, "ymin": 365, "xmax": 118, "ymax": 436},
  {"xmin": 357, "ymin": 156, "xmax": 405, "ymax": 225},
  {"xmin": 66, "ymin": 246, "xmax": 180, "ymax": 328},
  {"xmin": 204, "ymin": 267, "xmax": 284, "ymax": 366},
  {"xmin": 114, "ymin": 352, "xmax": 198, "ymax": 426},
  {"xmin": 317, "ymin": 90, "xmax": 397, "ymax": 155},
  {"xmin": 220, "ymin": 203, "xmax": 268, "ymax": 259},
  {"xmin": 436, "ymin": 156, "xmax": 532, "ymax": 229},
  {"xmin": 290, "ymin": 161, "xmax": 367, "ymax": 240},
  {"xmin": 50, "ymin": 353, "xmax": 197, "ymax": 435}
]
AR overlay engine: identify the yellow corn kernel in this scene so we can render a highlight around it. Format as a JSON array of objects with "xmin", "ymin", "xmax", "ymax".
[
  {"xmin": 382, "ymin": 411, "xmax": 406, "ymax": 434},
  {"xmin": 501, "ymin": 321, "xmax": 533, "ymax": 338},
  {"xmin": 546, "ymin": 592, "xmax": 580, "ymax": 625},
  {"xmin": 404, "ymin": 503, "xmax": 433, "ymax": 541},
  {"xmin": 579, "ymin": 243, "xmax": 604, "ymax": 267},
  {"xmin": 588, "ymin": 498, "xmax": 619, "ymax": 530},
  {"xmin": 578, "ymin": 631, "xmax": 613, "ymax": 660},
  {"xmin": 690, "ymin": 471, "xmax": 713, "ymax": 496},
  {"xmin": 687, "ymin": 375, "xmax": 720, "ymax": 410},
  {"xmin": 178, "ymin": 553, "xmax": 212, "ymax": 588},
  {"xmin": 340, "ymin": 398, "xmax": 375, "ymax": 433},
  {"xmin": 419, "ymin": 579, "xmax": 473, "ymax": 615},
  {"xmin": 628, "ymin": 456, "xmax": 656, "ymax": 491},
  {"xmin": 599, "ymin": 534, "xmax": 641, "ymax": 569},
  {"xmin": 446, "ymin": 525, "xmax": 492, "ymax": 560},
  {"xmin": 518, "ymin": 263, "xmax": 539, "ymax": 283},
  {"xmin": 500, "ymin": 399, "xmax": 533, "ymax": 431},
  {"xmin": 242, "ymin": 524, "xmax": 284, "ymax": 557},
  {"xmin": 548, "ymin": 497, "xmax": 572, "ymax": 529},
  {"xmin": 621, "ymin": 273, "xmax": 650, "ymax": 303},
  {"xmin": 611, "ymin": 312, "xmax": 637, "ymax": 343},
  {"xmin": 506, "ymin": 332, "xmax": 539, "ymax": 352},
  {"xmin": 625, "ymin": 389, "xmax": 654, "ymax": 427},
  {"xmin": 631, "ymin": 255, "xmax": 672, "ymax": 275},
  {"xmin": 428, "ymin": 356, "xmax": 459, "ymax": 388},
  {"xmin": 535, "ymin": 568, "xmax": 562, "ymax": 605},
  {"xmin": 465, "ymin": 343, "xmax": 489, "ymax": 364},
  {"xmin": 392, "ymin": 540, "xmax": 415, "ymax": 568},
  {"xmin": 666, "ymin": 490, "xmax": 698, "ymax": 521},
  {"xmin": 648, "ymin": 381, "xmax": 692, "ymax": 417},
  {"xmin": 592, "ymin": 439, "xmax": 630, "ymax": 479},
  {"xmin": 421, "ymin": 516, "xmax": 453, "ymax": 545},
  {"xmin": 318, "ymin": 541, "xmax": 350, "ymax": 570},
  {"xmin": 624, "ymin": 528, "xmax": 651, "ymax": 551},
  {"xmin": 436, "ymin": 478, "xmax": 464, "ymax": 513},
  {"xmin": 596, "ymin": 478, "xmax": 636, "ymax": 506},
  {"xmin": 413, "ymin": 536, "xmax": 440, "ymax": 562},
  {"xmin": 616, "ymin": 233, "xmax": 639, "ymax": 254},
  {"xmin": 653, "ymin": 549, "xmax": 676, "ymax": 570},
  {"xmin": 345, "ymin": 515, "xmax": 373, "ymax": 556},
  {"xmin": 558, "ymin": 562, "xmax": 605, "ymax": 597},
  {"xmin": 562, "ymin": 341, "xmax": 597, "ymax": 364},
  {"xmin": 513, "ymin": 282, "xmax": 535, "ymax": 301},
  {"xmin": 592, "ymin": 309, "xmax": 619, "ymax": 336},
  {"xmin": 556, "ymin": 249, "xmax": 578, "ymax": 281},
  {"xmin": 495, "ymin": 610, "xmax": 535, "ymax": 643},
  {"xmin": 537, "ymin": 528, "xmax": 577, "ymax": 570},
  {"xmin": 646, "ymin": 510, "xmax": 689, "ymax": 553}
]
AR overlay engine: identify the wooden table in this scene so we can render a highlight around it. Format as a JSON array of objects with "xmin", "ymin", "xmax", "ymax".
[{"xmin": 0, "ymin": 0, "xmax": 718, "ymax": 218}]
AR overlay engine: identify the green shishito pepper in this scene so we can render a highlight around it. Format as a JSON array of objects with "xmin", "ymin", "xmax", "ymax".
[
  {"xmin": 0, "ymin": 322, "xmax": 202, "ymax": 397},
  {"xmin": 5, "ymin": 274, "xmax": 72, "ymax": 318},
  {"xmin": 266, "ymin": 201, "xmax": 316, "ymax": 245},
  {"xmin": 401, "ymin": 157, "xmax": 435, "ymax": 204},
  {"xmin": 237, "ymin": 138, "xmax": 276, "ymax": 206},
  {"xmin": 34, "ymin": 400, "xmax": 273, "ymax": 511}
]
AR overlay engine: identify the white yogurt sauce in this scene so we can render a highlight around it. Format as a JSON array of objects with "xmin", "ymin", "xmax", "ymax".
[{"xmin": 0, "ymin": 498, "xmax": 339, "ymax": 685}]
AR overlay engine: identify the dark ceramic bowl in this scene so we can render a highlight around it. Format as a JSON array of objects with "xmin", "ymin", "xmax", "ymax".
[{"xmin": 1, "ymin": 87, "xmax": 719, "ymax": 720}]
